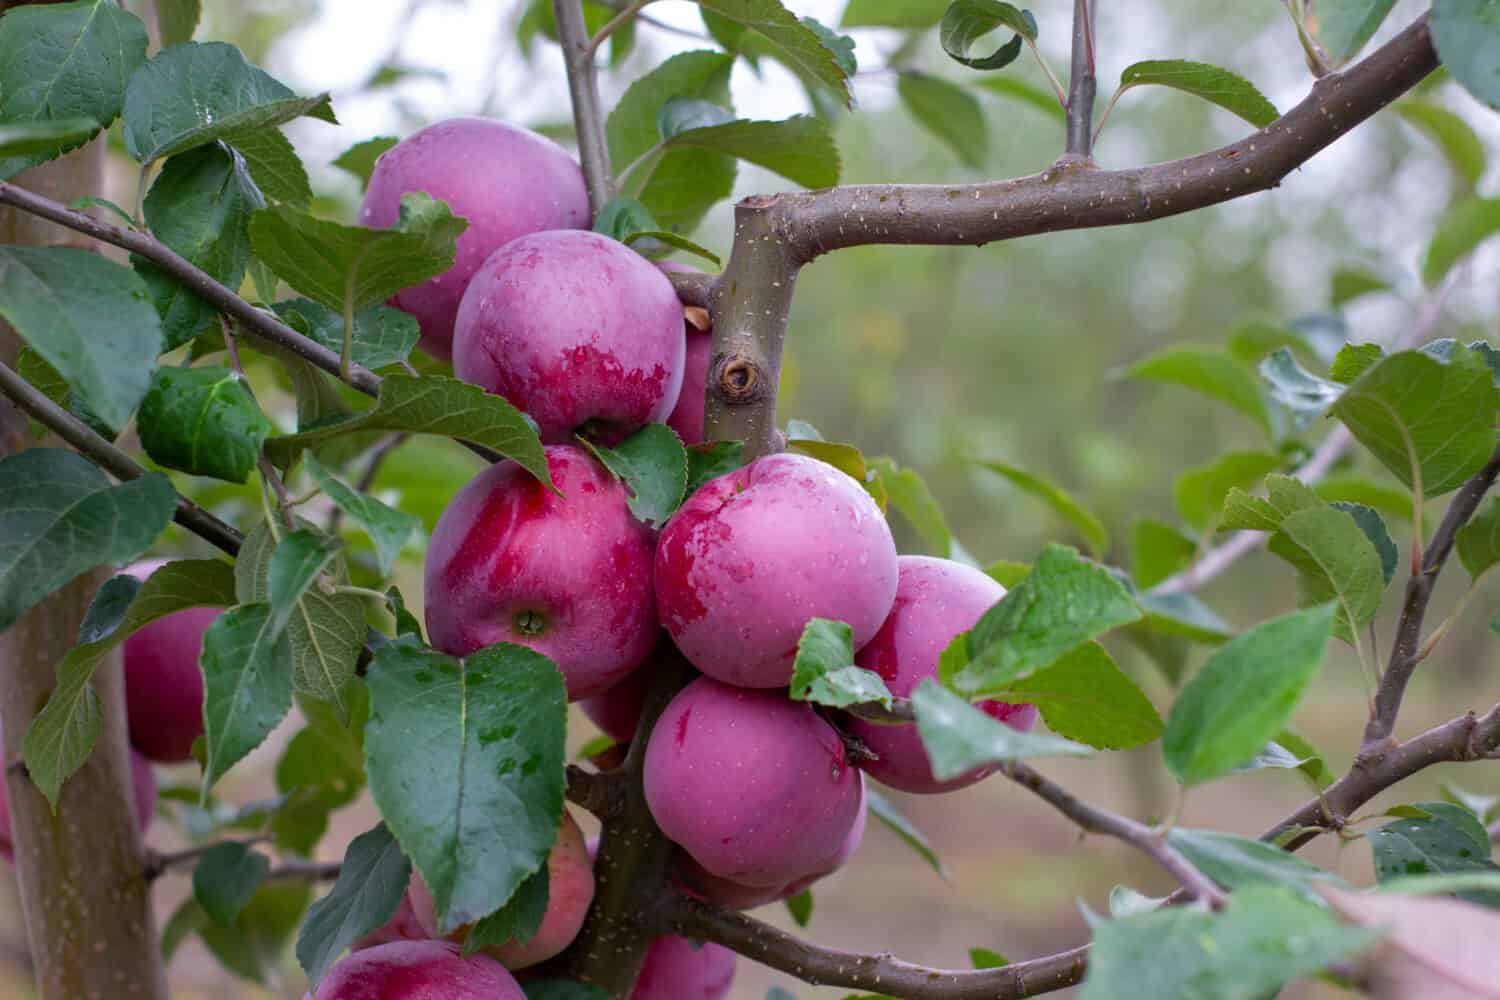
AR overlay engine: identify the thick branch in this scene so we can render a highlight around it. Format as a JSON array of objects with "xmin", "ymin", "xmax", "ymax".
[
  {"xmin": 552, "ymin": 0, "xmax": 614, "ymax": 214},
  {"xmin": 1065, "ymin": 0, "xmax": 1098, "ymax": 157},
  {"xmin": 0, "ymin": 360, "xmax": 243, "ymax": 555},
  {"xmin": 1362, "ymin": 443, "xmax": 1500, "ymax": 750},
  {"xmin": 566, "ymin": 763, "xmax": 626, "ymax": 820},
  {"xmin": 765, "ymin": 15, "xmax": 1434, "ymax": 261},
  {"xmin": 1003, "ymin": 760, "xmax": 1224, "ymax": 906}
]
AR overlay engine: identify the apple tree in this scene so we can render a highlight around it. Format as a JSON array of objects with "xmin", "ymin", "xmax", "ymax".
[{"xmin": 2, "ymin": 0, "xmax": 1500, "ymax": 997}]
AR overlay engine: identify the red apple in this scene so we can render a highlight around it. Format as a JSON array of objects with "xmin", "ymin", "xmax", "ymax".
[
  {"xmin": 452, "ymin": 230, "xmax": 685, "ymax": 443},
  {"xmin": 359, "ymin": 118, "xmax": 589, "ymax": 360},
  {"xmin": 579, "ymin": 667, "xmax": 649, "ymax": 743},
  {"xmin": 307, "ymin": 940, "xmax": 524, "ymax": 999},
  {"xmin": 424, "ymin": 445, "xmax": 657, "ymax": 701},
  {"xmin": 847, "ymin": 556, "xmax": 1039, "ymax": 793},
  {"xmin": 644, "ymin": 677, "xmax": 864, "ymax": 888},
  {"xmin": 0, "ymin": 740, "xmax": 156, "ymax": 862},
  {"xmin": 120, "ymin": 560, "xmax": 216, "ymax": 762},
  {"xmin": 659, "ymin": 261, "xmax": 712, "ymax": 446},
  {"xmin": 654, "ymin": 453, "xmax": 899, "ymax": 689},
  {"xmin": 632, "ymin": 934, "xmax": 737, "ymax": 1000}
]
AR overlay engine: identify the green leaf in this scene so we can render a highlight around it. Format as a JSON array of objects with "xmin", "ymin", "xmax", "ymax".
[
  {"xmin": 464, "ymin": 864, "xmax": 550, "ymax": 956},
  {"xmin": 969, "ymin": 947, "xmax": 1009, "ymax": 968},
  {"xmin": 1167, "ymin": 828, "xmax": 1344, "ymax": 896},
  {"xmin": 1370, "ymin": 802, "xmax": 1500, "ymax": 907},
  {"xmin": 939, "ymin": 0, "xmax": 1035, "ymax": 71},
  {"xmin": 991, "ymin": 642, "xmax": 1163, "ymax": 751},
  {"xmin": 1131, "ymin": 519, "xmax": 1196, "ymax": 589},
  {"xmin": 1332, "ymin": 501, "xmax": 1399, "ymax": 584},
  {"xmin": 137, "ymin": 366, "xmax": 274, "ymax": 483},
  {"xmin": 200, "ymin": 603, "xmax": 295, "ymax": 794},
  {"xmin": 1457, "ymin": 498, "xmax": 1500, "ymax": 579},
  {"xmin": 1174, "ymin": 451, "xmax": 1282, "ymax": 533},
  {"xmin": 193, "ymin": 842, "xmax": 270, "ymax": 926},
  {"xmin": 606, "ymin": 51, "xmax": 736, "ymax": 231},
  {"xmin": 841, "ymin": 0, "xmax": 948, "ymax": 27},
  {"xmin": 788, "ymin": 438, "xmax": 885, "ymax": 507},
  {"xmin": 985, "ymin": 560, "xmax": 1031, "ymax": 588},
  {"xmin": 249, "ymin": 192, "xmax": 465, "ymax": 315},
  {"xmin": 1268, "ymin": 507, "xmax": 1386, "ymax": 643},
  {"xmin": 0, "ymin": 117, "xmax": 101, "ymax": 157},
  {"xmin": 1331, "ymin": 345, "xmax": 1500, "ymax": 496},
  {"xmin": 1230, "ymin": 740, "xmax": 1313, "ymax": 776},
  {"xmin": 1331, "ymin": 267, "xmax": 1393, "ymax": 307},
  {"xmin": 304, "ymin": 455, "xmax": 420, "ymax": 578},
  {"xmin": 0, "ymin": 246, "xmax": 163, "ymax": 431},
  {"xmin": 1315, "ymin": 475, "xmax": 1415, "ymax": 523},
  {"xmin": 1396, "ymin": 99, "xmax": 1487, "ymax": 190},
  {"xmin": 1275, "ymin": 727, "xmax": 1336, "ymax": 789},
  {"xmin": 785, "ymin": 889, "xmax": 813, "ymax": 927},
  {"xmin": 122, "ymin": 41, "xmax": 335, "ymax": 162},
  {"xmin": 133, "ymin": 143, "xmax": 266, "ymax": 350},
  {"xmin": 1134, "ymin": 591, "xmax": 1236, "ymax": 645},
  {"xmin": 272, "ymin": 299, "xmax": 419, "ymax": 372},
  {"xmin": 1080, "ymin": 887, "xmax": 1380, "ymax": 1000},
  {"xmin": 156, "ymin": 0, "xmax": 201, "ymax": 45},
  {"xmin": 593, "ymin": 194, "xmax": 659, "ymax": 240},
  {"xmin": 579, "ymin": 423, "xmax": 688, "ymax": 528},
  {"xmin": 1116, "ymin": 60, "xmax": 1279, "ymax": 129},
  {"xmin": 865, "ymin": 788, "xmax": 945, "ymax": 877},
  {"xmin": 1314, "ymin": 0, "xmax": 1398, "ymax": 61},
  {"xmin": 365, "ymin": 637, "xmax": 567, "ymax": 933},
  {"xmin": 77, "ymin": 573, "xmax": 141, "ymax": 643},
  {"xmin": 1431, "ymin": 0, "xmax": 1500, "ymax": 111},
  {"xmin": 944, "ymin": 544, "xmax": 1141, "ymax": 697},
  {"xmin": 1128, "ymin": 344, "xmax": 1272, "ymax": 436},
  {"xmin": 789, "ymin": 618, "xmax": 895, "ymax": 709},
  {"xmin": 1424, "ymin": 196, "xmax": 1500, "ymax": 286},
  {"xmin": 691, "ymin": 0, "xmax": 852, "ymax": 103},
  {"xmin": 272, "ymin": 687, "xmax": 368, "ymax": 853},
  {"xmin": 22, "ymin": 558, "xmax": 235, "ymax": 808},
  {"xmin": 897, "ymin": 72, "xmax": 988, "ymax": 169},
  {"xmin": 523, "ymin": 981, "xmax": 614, "ymax": 1000},
  {"xmin": 0, "ymin": 0, "xmax": 147, "ymax": 177},
  {"xmin": 0, "ymin": 449, "xmax": 174, "ymax": 632},
  {"xmin": 658, "ymin": 96, "xmax": 734, "ymax": 138},
  {"xmin": 194, "ymin": 882, "xmax": 311, "ymax": 986},
  {"xmin": 1163, "ymin": 603, "xmax": 1336, "ymax": 786},
  {"xmin": 663, "ymin": 114, "xmax": 840, "ymax": 189},
  {"xmin": 1226, "ymin": 318, "xmax": 1313, "ymax": 366},
  {"xmin": 296, "ymin": 822, "xmax": 411, "ymax": 987},
  {"xmin": 263, "ymin": 374, "xmax": 550, "ymax": 490},
  {"xmin": 973, "ymin": 76, "xmax": 1065, "ymax": 119},
  {"xmin": 332, "ymin": 136, "xmax": 398, "ymax": 188},
  {"xmin": 868, "ymin": 457, "xmax": 952, "ymax": 558},
  {"xmin": 1258, "ymin": 349, "xmax": 1343, "ymax": 429},
  {"xmin": 1219, "ymin": 473, "xmax": 1325, "ymax": 532},
  {"xmin": 914, "ymin": 679, "xmax": 1093, "ymax": 779},
  {"xmin": 226, "ymin": 127, "xmax": 312, "ymax": 208},
  {"xmin": 1330, "ymin": 343, "xmax": 1384, "ymax": 384},
  {"xmin": 267, "ymin": 529, "xmax": 342, "ymax": 636},
  {"xmin": 977, "ymin": 462, "xmax": 1108, "ymax": 557}
]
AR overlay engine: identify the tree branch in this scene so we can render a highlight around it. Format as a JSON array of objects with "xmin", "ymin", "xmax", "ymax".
[
  {"xmin": 1003, "ymin": 760, "xmax": 1225, "ymax": 906},
  {"xmin": 552, "ymin": 0, "xmax": 614, "ymax": 214},
  {"xmin": 0, "ymin": 360, "xmax": 244, "ymax": 555},
  {"xmin": 1361, "ymin": 443, "xmax": 1500, "ymax": 751},
  {"xmin": 1064, "ymin": 0, "xmax": 1098, "ymax": 158},
  {"xmin": 566, "ymin": 763, "xmax": 626, "ymax": 820}
]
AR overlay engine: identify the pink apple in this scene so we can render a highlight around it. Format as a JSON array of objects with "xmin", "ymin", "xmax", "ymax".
[
  {"xmin": 847, "ymin": 556, "xmax": 1039, "ymax": 794},
  {"xmin": 0, "ymin": 741, "xmax": 156, "ymax": 862},
  {"xmin": 654, "ymin": 453, "xmax": 899, "ymax": 689},
  {"xmin": 410, "ymin": 810, "xmax": 594, "ymax": 970},
  {"xmin": 119, "ymin": 560, "xmax": 216, "ymax": 762},
  {"xmin": 359, "ymin": 118, "xmax": 589, "ymax": 359},
  {"xmin": 579, "ymin": 667, "xmax": 649, "ymax": 743},
  {"xmin": 644, "ymin": 677, "xmax": 864, "ymax": 888},
  {"xmin": 307, "ymin": 940, "xmax": 524, "ymax": 1000},
  {"xmin": 424, "ymin": 445, "xmax": 657, "ymax": 701},
  {"xmin": 631, "ymin": 934, "xmax": 736, "ymax": 1000},
  {"xmin": 453, "ymin": 230, "xmax": 685, "ymax": 443},
  {"xmin": 353, "ymin": 885, "xmax": 429, "ymax": 951},
  {"xmin": 659, "ymin": 261, "xmax": 712, "ymax": 446}
]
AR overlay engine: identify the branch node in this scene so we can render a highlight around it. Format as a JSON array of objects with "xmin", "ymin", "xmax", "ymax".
[{"xmin": 714, "ymin": 353, "xmax": 769, "ymax": 405}]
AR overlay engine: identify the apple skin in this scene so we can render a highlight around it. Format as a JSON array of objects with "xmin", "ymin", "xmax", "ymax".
[
  {"xmin": 654, "ymin": 453, "xmax": 899, "ymax": 689},
  {"xmin": 631, "ymin": 934, "xmax": 737, "ymax": 1000},
  {"xmin": 410, "ymin": 810, "xmax": 594, "ymax": 970},
  {"xmin": 847, "ymin": 556, "xmax": 1040, "ymax": 794},
  {"xmin": 0, "ymin": 744, "xmax": 156, "ymax": 862},
  {"xmin": 306, "ymin": 940, "xmax": 525, "ymax": 1000},
  {"xmin": 118, "ymin": 560, "xmax": 216, "ymax": 762},
  {"xmin": 359, "ymin": 118, "xmax": 589, "ymax": 360},
  {"xmin": 424, "ymin": 445, "xmax": 658, "ymax": 701},
  {"xmin": 644, "ymin": 677, "xmax": 864, "ymax": 888},
  {"xmin": 453, "ymin": 230, "xmax": 685, "ymax": 443},
  {"xmin": 579, "ymin": 667, "xmax": 649, "ymax": 743},
  {"xmin": 659, "ymin": 261, "xmax": 712, "ymax": 446}
]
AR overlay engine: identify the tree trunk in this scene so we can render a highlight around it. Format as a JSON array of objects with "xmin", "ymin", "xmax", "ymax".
[{"xmin": 0, "ymin": 139, "xmax": 171, "ymax": 999}]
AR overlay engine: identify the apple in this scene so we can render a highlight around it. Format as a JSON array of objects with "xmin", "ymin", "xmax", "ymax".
[
  {"xmin": 307, "ymin": 940, "xmax": 524, "ymax": 1000},
  {"xmin": 353, "ymin": 885, "xmax": 429, "ymax": 951},
  {"xmin": 659, "ymin": 262, "xmax": 712, "ymax": 446},
  {"xmin": 644, "ymin": 677, "xmax": 864, "ymax": 888},
  {"xmin": 452, "ymin": 230, "xmax": 685, "ymax": 443},
  {"xmin": 424, "ymin": 445, "xmax": 658, "ymax": 701},
  {"xmin": 359, "ymin": 118, "xmax": 589, "ymax": 359},
  {"xmin": 654, "ymin": 453, "xmax": 899, "ymax": 689},
  {"xmin": 579, "ymin": 667, "xmax": 649, "ymax": 743},
  {"xmin": 632, "ymin": 934, "xmax": 737, "ymax": 1000},
  {"xmin": 0, "ymin": 739, "xmax": 156, "ymax": 862},
  {"xmin": 847, "ymin": 556, "xmax": 1040, "ymax": 794},
  {"xmin": 410, "ymin": 809, "xmax": 594, "ymax": 970},
  {"xmin": 119, "ymin": 560, "xmax": 216, "ymax": 763}
]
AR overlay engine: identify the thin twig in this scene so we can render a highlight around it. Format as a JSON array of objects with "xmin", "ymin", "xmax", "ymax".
[
  {"xmin": 142, "ymin": 837, "xmax": 272, "ymax": 880},
  {"xmin": 552, "ymin": 0, "xmax": 614, "ymax": 214},
  {"xmin": 1064, "ymin": 0, "xmax": 1098, "ymax": 158},
  {"xmin": 263, "ymin": 859, "xmax": 343, "ymax": 883},
  {"xmin": 1003, "ymin": 760, "xmax": 1226, "ymax": 906},
  {"xmin": 0, "ymin": 361, "xmax": 243, "ymax": 556},
  {"xmin": 327, "ymin": 432, "xmax": 409, "ymax": 535},
  {"xmin": 585, "ymin": 0, "xmax": 650, "ymax": 59}
]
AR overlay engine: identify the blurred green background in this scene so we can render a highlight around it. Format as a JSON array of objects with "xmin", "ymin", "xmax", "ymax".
[{"xmin": 5, "ymin": 0, "xmax": 1500, "ymax": 996}]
